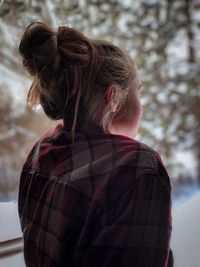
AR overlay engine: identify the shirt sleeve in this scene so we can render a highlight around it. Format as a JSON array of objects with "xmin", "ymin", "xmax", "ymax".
[{"xmin": 83, "ymin": 173, "xmax": 173, "ymax": 267}]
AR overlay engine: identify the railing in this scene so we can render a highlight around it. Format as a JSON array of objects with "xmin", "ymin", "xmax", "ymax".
[{"xmin": 0, "ymin": 237, "xmax": 23, "ymax": 259}]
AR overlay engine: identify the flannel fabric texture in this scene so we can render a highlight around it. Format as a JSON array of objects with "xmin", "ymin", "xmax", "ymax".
[{"xmin": 18, "ymin": 120, "xmax": 173, "ymax": 267}]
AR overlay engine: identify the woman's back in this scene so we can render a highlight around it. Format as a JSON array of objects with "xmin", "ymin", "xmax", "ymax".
[
  {"xmin": 18, "ymin": 121, "xmax": 172, "ymax": 267},
  {"xmin": 18, "ymin": 21, "xmax": 173, "ymax": 266}
]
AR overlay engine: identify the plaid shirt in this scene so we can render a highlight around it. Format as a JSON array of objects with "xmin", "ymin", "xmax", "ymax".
[{"xmin": 18, "ymin": 120, "xmax": 173, "ymax": 267}]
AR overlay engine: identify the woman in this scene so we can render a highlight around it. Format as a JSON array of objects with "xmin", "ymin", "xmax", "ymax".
[{"xmin": 18, "ymin": 22, "xmax": 173, "ymax": 267}]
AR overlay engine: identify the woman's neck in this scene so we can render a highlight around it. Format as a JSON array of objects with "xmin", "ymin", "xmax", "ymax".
[{"xmin": 108, "ymin": 123, "xmax": 135, "ymax": 140}]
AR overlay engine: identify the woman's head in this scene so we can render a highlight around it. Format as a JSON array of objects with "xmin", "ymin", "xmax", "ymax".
[{"xmin": 19, "ymin": 21, "xmax": 143, "ymax": 141}]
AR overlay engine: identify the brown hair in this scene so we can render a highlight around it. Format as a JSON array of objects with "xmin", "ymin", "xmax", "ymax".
[{"xmin": 19, "ymin": 21, "xmax": 139, "ymax": 142}]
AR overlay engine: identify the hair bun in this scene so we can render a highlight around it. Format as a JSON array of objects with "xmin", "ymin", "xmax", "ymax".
[
  {"xmin": 57, "ymin": 26, "xmax": 91, "ymax": 66},
  {"xmin": 19, "ymin": 21, "xmax": 58, "ymax": 76}
]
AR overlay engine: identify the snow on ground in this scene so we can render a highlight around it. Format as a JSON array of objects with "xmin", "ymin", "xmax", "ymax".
[
  {"xmin": 0, "ymin": 202, "xmax": 25, "ymax": 267},
  {"xmin": 0, "ymin": 202, "xmax": 22, "ymax": 241},
  {"xmin": 0, "ymin": 253, "xmax": 25, "ymax": 267},
  {"xmin": 171, "ymin": 192, "xmax": 200, "ymax": 267},
  {"xmin": 0, "ymin": 192, "xmax": 200, "ymax": 266}
]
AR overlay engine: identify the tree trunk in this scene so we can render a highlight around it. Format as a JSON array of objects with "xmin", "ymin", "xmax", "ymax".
[{"xmin": 185, "ymin": 0, "xmax": 195, "ymax": 63}]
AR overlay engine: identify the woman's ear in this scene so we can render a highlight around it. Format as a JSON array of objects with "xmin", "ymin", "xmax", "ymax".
[{"xmin": 105, "ymin": 84, "xmax": 118, "ymax": 112}]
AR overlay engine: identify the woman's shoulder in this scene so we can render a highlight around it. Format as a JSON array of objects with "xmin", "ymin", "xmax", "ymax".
[
  {"xmin": 111, "ymin": 134, "xmax": 161, "ymax": 167},
  {"xmin": 21, "ymin": 123, "xmax": 64, "ymax": 171},
  {"xmin": 110, "ymin": 134, "xmax": 171, "ymax": 193},
  {"xmin": 134, "ymin": 140, "xmax": 171, "ymax": 193}
]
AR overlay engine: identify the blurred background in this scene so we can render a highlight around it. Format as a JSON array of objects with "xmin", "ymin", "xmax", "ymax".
[
  {"xmin": 0, "ymin": 0, "xmax": 200, "ymax": 266},
  {"xmin": 0, "ymin": 0, "xmax": 200, "ymax": 203}
]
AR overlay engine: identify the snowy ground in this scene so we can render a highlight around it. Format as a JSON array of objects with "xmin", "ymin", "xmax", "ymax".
[
  {"xmin": 0, "ymin": 203, "xmax": 25, "ymax": 267},
  {"xmin": 171, "ymin": 191, "xmax": 200, "ymax": 267},
  {"xmin": 0, "ymin": 192, "xmax": 200, "ymax": 267}
]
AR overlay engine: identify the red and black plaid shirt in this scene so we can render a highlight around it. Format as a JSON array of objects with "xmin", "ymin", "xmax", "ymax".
[{"xmin": 18, "ymin": 120, "xmax": 173, "ymax": 267}]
